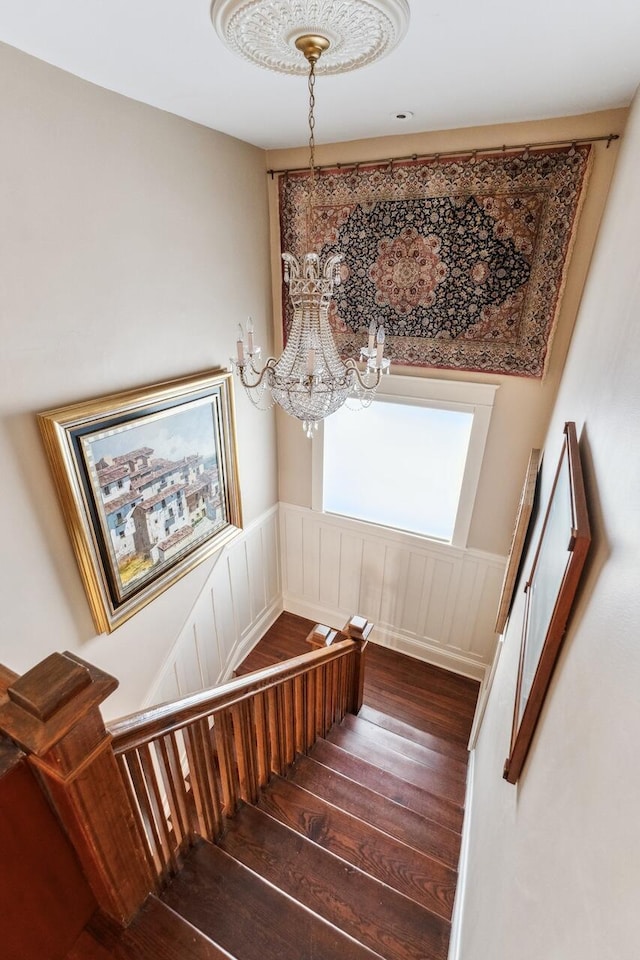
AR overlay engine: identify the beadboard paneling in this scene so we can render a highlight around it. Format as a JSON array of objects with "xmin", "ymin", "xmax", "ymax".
[
  {"xmin": 144, "ymin": 507, "xmax": 282, "ymax": 707},
  {"xmin": 280, "ymin": 503, "xmax": 506, "ymax": 681}
]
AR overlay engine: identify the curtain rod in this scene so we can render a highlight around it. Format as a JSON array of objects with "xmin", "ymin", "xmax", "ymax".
[{"xmin": 267, "ymin": 132, "xmax": 619, "ymax": 178}]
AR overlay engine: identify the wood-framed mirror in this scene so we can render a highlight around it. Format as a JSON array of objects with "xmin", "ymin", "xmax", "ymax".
[{"xmin": 504, "ymin": 421, "xmax": 591, "ymax": 784}]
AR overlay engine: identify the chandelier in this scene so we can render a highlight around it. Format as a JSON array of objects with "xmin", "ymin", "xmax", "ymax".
[{"xmin": 212, "ymin": 1, "xmax": 410, "ymax": 436}]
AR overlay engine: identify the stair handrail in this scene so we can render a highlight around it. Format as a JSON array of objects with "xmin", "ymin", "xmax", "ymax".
[
  {"xmin": 0, "ymin": 614, "xmax": 372, "ymax": 928},
  {"xmin": 108, "ymin": 637, "xmax": 356, "ymax": 753}
]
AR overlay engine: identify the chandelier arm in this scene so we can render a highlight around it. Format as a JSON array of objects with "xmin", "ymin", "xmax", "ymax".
[
  {"xmin": 237, "ymin": 356, "xmax": 277, "ymax": 389},
  {"xmin": 345, "ymin": 360, "xmax": 383, "ymax": 391}
]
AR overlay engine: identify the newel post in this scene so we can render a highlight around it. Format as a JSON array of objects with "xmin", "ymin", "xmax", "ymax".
[
  {"xmin": 0, "ymin": 652, "xmax": 152, "ymax": 925},
  {"xmin": 343, "ymin": 615, "xmax": 374, "ymax": 714}
]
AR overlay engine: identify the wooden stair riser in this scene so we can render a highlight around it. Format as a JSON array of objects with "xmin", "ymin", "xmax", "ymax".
[
  {"xmin": 162, "ymin": 840, "xmax": 384, "ymax": 960},
  {"xmin": 218, "ymin": 808, "xmax": 450, "ymax": 960},
  {"xmin": 258, "ymin": 775, "xmax": 456, "ymax": 919},
  {"xmin": 326, "ymin": 726, "xmax": 466, "ymax": 806},
  {"xmin": 343, "ymin": 714, "xmax": 468, "ymax": 782},
  {"xmin": 309, "ymin": 738, "xmax": 464, "ymax": 833},
  {"xmin": 356, "ymin": 705, "xmax": 469, "ymax": 763},
  {"xmin": 287, "ymin": 754, "xmax": 462, "ymax": 869}
]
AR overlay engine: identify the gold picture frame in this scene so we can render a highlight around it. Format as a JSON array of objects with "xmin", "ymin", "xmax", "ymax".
[{"xmin": 39, "ymin": 368, "xmax": 243, "ymax": 634}]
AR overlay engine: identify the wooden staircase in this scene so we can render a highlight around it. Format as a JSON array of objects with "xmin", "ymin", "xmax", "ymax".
[
  {"xmin": 165, "ymin": 712, "xmax": 462, "ymax": 959},
  {"xmin": 1, "ymin": 615, "xmax": 476, "ymax": 960},
  {"xmin": 73, "ymin": 710, "xmax": 466, "ymax": 960}
]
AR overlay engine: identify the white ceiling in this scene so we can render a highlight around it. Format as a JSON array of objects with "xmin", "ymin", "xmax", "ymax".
[{"xmin": 1, "ymin": 1, "xmax": 639, "ymax": 150}]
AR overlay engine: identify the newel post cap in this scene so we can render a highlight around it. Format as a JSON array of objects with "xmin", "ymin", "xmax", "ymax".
[
  {"xmin": 0, "ymin": 652, "xmax": 118, "ymax": 756},
  {"xmin": 344, "ymin": 614, "xmax": 374, "ymax": 643}
]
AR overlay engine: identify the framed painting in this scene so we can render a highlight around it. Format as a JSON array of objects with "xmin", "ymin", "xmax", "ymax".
[
  {"xmin": 503, "ymin": 422, "xmax": 590, "ymax": 784},
  {"xmin": 39, "ymin": 368, "xmax": 243, "ymax": 634},
  {"xmin": 494, "ymin": 448, "xmax": 542, "ymax": 635}
]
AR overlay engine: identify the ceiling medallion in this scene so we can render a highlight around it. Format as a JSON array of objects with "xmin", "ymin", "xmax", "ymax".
[{"xmin": 211, "ymin": 0, "xmax": 411, "ymax": 75}]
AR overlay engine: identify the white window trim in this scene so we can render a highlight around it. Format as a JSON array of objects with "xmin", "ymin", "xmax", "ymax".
[{"xmin": 312, "ymin": 373, "xmax": 499, "ymax": 549}]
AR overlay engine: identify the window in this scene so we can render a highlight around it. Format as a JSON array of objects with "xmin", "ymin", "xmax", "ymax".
[{"xmin": 313, "ymin": 374, "xmax": 498, "ymax": 547}]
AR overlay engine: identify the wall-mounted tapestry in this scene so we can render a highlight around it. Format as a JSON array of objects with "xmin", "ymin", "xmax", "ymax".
[{"xmin": 279, "ymin": 146, "xmax": 592, "ymax": 377}]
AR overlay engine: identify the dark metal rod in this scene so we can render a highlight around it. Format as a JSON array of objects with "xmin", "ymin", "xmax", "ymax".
[{"xmin": 267, "ymin": 132, "xmax": 619, "ymax": 178}]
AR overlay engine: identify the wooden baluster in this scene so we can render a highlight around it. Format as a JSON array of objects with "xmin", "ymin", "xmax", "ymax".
[
  {"xmin": 231, "ymin": 701, "xmax": 259, "ymax": 804},
  {"xmin": 116, "ymin": 753, "xmax": 159, "ymax": 887},
  {"xmin": 182, "ymin": 722, "xmax": 214, "ymax": 839},
  {"xmin": 282, "ymin": 679, "xmax": 296, "ymax": 767},
  {"xmin": 330, "ymin": 658, "xmax": 337, "ymax": 725},
  {"xmin": 116, "ymin": 754, "xmax": 158, "ymax": 890},
  {"xmin": 214, "ymin": 709, "xmax": 240, "ymax": 815},
  {"xmin": 253, "ymin": 691, "xmax": 270, "ymax": 789},
  {"xmin": 138, "ymin": 743, "xmax": 177, "ymax": 879},
  {"xmin": 293, "ymin": 673, "xmax": 305, "ymax": 756},
  {"xmin": 304, "ymin": 669, "xmax": 316, "ymax": 752},
  {"xmin": 314, "ymin": 665, "xmax": 324, "ymax": 740},
  {"xmin": 0, "ymin": 653, "xmax": 152, "ymax": 924},
  {"xmin": 325, "ymin": 659, "xmax": 335, "ymax": 733},
  {"xmin": 156, "ymin": 732, "xmax": 190, "ymax": 850},
  {"xmin": 196, "ymin": 717, "xmax": 223, "ymax": 840},
  {"xmin": 266, "ymin": 686, "xmax": 282, "ymax": 776},
  {"xmin": 335, "ymin": 655, "xmax": 345, "ymax": 724}
]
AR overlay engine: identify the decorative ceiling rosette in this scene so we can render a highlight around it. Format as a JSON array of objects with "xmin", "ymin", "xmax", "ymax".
[{"xmin": 211, "ymin": 0, "xmax": 410, "ymax": 74}]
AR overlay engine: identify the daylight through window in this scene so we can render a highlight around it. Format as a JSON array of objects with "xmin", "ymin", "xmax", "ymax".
[{"xmin": 314, "ymin": 376, "xmax": 498, "ymax": 548}]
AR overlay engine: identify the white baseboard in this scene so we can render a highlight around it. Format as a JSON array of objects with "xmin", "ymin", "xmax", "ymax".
[
  {"xmin": 283, "ymin": 593, "xmax": 487, "ymax": 682},
  {"xmin": 448, "ymin": 748, "xmax": 475, "ymax": 960},
  {"xmin": 223, "ymin": 596, "xmax": 284, "ymax": 679}
]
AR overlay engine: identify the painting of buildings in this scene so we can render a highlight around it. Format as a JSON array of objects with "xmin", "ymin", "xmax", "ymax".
[{"xmin": 84, "ymin": 404, "xmax": 224, "ymax": 598}]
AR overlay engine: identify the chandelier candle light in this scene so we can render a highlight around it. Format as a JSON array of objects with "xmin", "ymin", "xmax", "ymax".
[{"xmin": 213, "ymin": 1, "xmax": 409, "ymax": 436}]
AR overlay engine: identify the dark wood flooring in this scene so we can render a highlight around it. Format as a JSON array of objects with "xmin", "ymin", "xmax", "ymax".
[{"xmin": 237, "ymin": 611, "xmax": 479, "ymax": 747}]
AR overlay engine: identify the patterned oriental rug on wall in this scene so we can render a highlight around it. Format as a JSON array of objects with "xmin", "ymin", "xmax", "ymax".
[{"xmin": 278, "ymin": 145, "xmax": 592, "ymax": 377}]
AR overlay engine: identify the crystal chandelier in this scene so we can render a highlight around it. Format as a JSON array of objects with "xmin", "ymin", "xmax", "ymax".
[{"xmin": 212, "ymin": 2, "xmax": 410, "ymax": 436}]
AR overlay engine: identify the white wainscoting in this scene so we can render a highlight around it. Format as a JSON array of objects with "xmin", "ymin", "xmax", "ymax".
[
  {"xmin": 280, "ymin": 503, "xmax": 506, "ymax": 681},
  {"xmin": 143, "ymin": 506, "xmax": 282, "ymax": 708}
]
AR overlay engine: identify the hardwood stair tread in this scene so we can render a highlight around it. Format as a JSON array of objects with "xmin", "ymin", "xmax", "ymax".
[
  {"xmin": 310, "ymin": 738, "xmax": 464, "ymax": 833},
  {"xmin": 66, "ymin": 931, "xmax": 114, "ymax": 960},
  {"xmin": 342, "ymin": 714, "xmax": 468, "ymax": 783},
  {"xmin": 357, "ymin": 705, "xmax": 470, "ymax": 763},
  {"xmin": 257, "ymin": 775, "xmax": 456, "ymax": 918},
  {"xmin": 219, "ymin": 803, "xmax": 450, "ymax": 960},
  {"xmin": 287, "ymin": 754, "xmax": 462, "ymax": 869},
  {"xmin": 362, "ymin": 646, "xmax": 478, "ymax": 745},
  {"xmin": 162, "ymin": 838, "xmax": 384, "ymax": 960},
  {"xmin": 361, "ymin": 689, "xmax": 472, "ymax": 745},
  {"xmin": 72, "ymin": 898, "xmax": 235, "ymax": 960},
  {"xmin": 364, "ymin": 645, "xmax": 479, "ymax": 705},
  {"xmin": 326, "ymin": 725, "xmax": 466, "ymax": 806}
]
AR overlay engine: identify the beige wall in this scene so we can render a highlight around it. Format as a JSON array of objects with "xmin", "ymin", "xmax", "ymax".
[
  {"xmin": 266, "ymin": 111, "xmax": 626, "ymax": 556},
  {"xmin": 457, "ymin": 88, "xmax": 640, "ymax": 958},
  {"xmin": 0, "ymin": 43, "xmax": 276, "ymax": 717}
]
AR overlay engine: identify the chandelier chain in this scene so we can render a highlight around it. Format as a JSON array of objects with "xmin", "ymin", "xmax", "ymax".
[
  {"xmin": 308, "ymin": 59, "xmax": 317, "ymax": 181},
  {"xmin": 230, "ymin": 29, "xmax": 391, "ymax": 436}
]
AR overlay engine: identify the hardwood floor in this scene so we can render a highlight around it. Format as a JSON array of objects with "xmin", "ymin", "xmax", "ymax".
[{"xmin": 237, "ymin": 611, "xmax": 479, "ymax": 746}]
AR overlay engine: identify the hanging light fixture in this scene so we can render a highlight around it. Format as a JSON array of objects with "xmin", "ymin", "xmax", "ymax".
[{"xmin": 211, "ymin": 1, "xmax": 410, "ymax": 436}]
